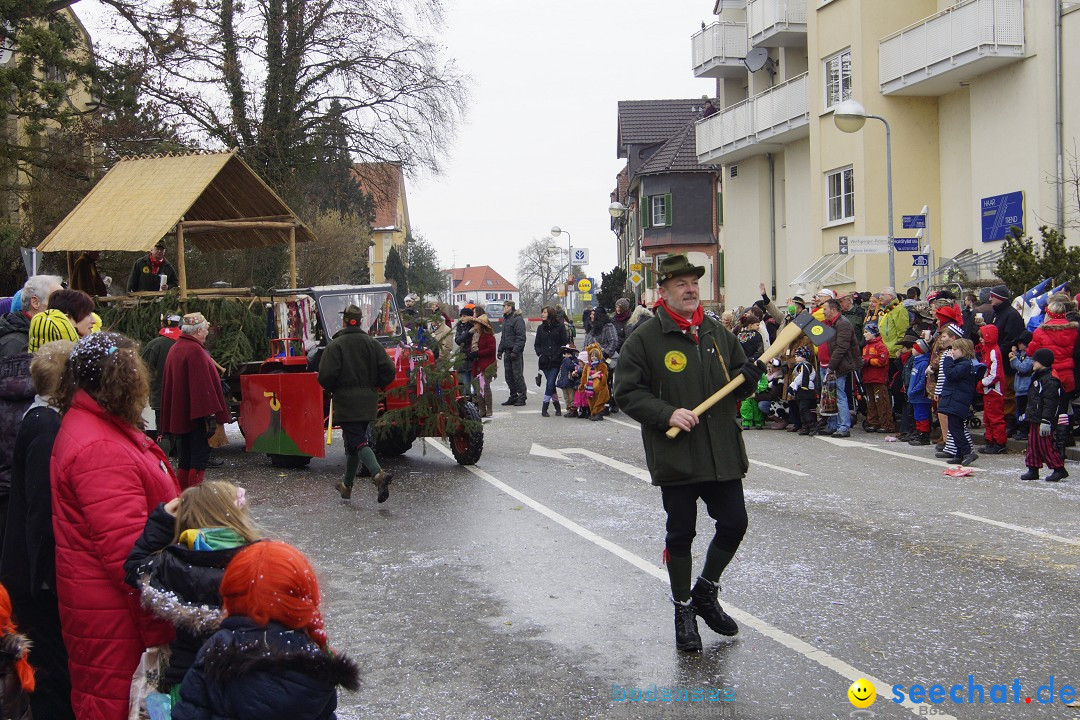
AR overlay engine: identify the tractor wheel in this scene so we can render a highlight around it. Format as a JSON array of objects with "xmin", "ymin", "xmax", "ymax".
[
  {"xmin": 450, "ymin": 399, "xmax": 484, "ymax": 465},
  {"xmin": 268, "ymin": 453, "xmax": 312, "ymax": 468},
  {"xmin": 368, "ymin": 424, "xmax": 414, "ymax": 459}
]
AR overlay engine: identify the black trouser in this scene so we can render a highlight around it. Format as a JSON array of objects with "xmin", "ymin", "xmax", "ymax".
[
  {"xmin": 1016, "ymin": 394, "xmax": 1029, "ymax": 435},
  {"xmin": 660, "ymin": 479, "xmax": 748, "ymax": 558},
  {"xmin": 797, "ymin": 398, "xmax": 816, "ymax": 429},
  {"xmin": 177, "ymin": 419, "xmax": 211, "ymax": 470},
  {"xmin": 341, "ymin": 421, "xmax": 372, "ymax": 456},
  {"xmin": 503, "ymin": 351, "xmax": 526, "ymax": 400},
  {"xmin": 9, "ymin": 587, "xmax": 75, "ymax": 720},
  {"xmin": 947, "ymin": 414, "xmax": 971, "ymax": 458}
]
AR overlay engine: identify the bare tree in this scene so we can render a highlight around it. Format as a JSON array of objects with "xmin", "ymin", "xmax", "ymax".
[{"xmin": 516, "ymin": 237, "xmax": 568, "ymax": 315}]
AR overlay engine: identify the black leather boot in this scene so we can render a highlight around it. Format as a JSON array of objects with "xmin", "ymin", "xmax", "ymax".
[
  {"xmin": 690, "ymin": 577, "xmax": 739, "ymax": 636},
  {"xmin": 673, "ymin": 600, "xmax": 702, "ymax": 653},
  {"xmin": 553, "ymin": 399, "xmax": 562, "ymax": 416},
  {"xmin": 1045, "ymin": 467, "xmax": 1069, "ymax": 482},
  {"xmin": 541, "ymin": 402, "xmax": 550, "ymax": 417},
  {"xmin": 1020, "ymin": 466, "xmax": 1040, "ymax": 480}
]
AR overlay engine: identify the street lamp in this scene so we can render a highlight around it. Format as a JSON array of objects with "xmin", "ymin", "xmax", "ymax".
[
  {"xmin": 833, "ymin": 98, "xmax": 895, "ymax": 289},
  {"xmin": 550, "ymin": 225, "xmax": 572, "ymax": 314}
]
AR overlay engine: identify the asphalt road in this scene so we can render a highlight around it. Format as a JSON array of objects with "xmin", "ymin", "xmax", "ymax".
[{"xmin": 210, "ymin": 335, "xmax": 1080, "ymax": 720}]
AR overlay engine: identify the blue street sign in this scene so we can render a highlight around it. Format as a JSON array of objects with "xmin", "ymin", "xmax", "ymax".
[
  {"xmin": 893, "ymin": 237, "xmax": 919, "ymax": 252},
  {"xmin": 912, "ymin": 254, "xmax": 929, "ymax": 267},
  {"xmin": 902, "ymin": 215, "xmax": 926, "ymax": 229},
  {"xmin": 981, "ymin": 190, "xmax": 1024, "ymax": 242}
]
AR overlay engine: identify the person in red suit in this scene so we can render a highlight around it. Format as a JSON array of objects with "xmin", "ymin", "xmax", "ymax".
[
  {"xmin": 978, "ymin": 324, "xmax": 1008, "ymax": 453},
  {"xmin": 51, "ymin": 332, "xmax": 179, "ymax": 720},
  {"xmin": 160, "ymin": 313, "xmax": 230, "ymax": 489}
]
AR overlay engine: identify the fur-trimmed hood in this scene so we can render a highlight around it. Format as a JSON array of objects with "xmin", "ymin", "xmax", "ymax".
[
  {"xmin": 138, "ymin": 574, "xmax": 225, "ymax": 636},
  {"xmin": 0, "ymin": 630, "xmax": 31, "ymax": 661}
]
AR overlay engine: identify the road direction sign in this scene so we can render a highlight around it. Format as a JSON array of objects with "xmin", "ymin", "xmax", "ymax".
[
  {"xmin": 838, "ymin": 236, "xmax": 890, "ymax": 255},
  {"xmin": 571, "ymin": 248, "xmax": 590, "ymax": 265},
  {"xmin": 912, "ymin": 254, "xmax": 929, "ymax": 267},
  {"xmin": 893, "ymin": 237, "xmax": 919, "ymax": 252},
  {"xmin": 580, "ymin": 293, "xmax": 592, "ymax": 302},
  {"xmin": 629, "ymin": 270, "xmax": 644, "ymax": 286},
  {"xmin": 630, "ymin": 263, "xmax": 643, "ymax": 272},
  {"xmin": 576, "ymin": 278, "xmax": 592, "ymax": 293},
  {"xmin": 902, "ymin": 215, "xmax": 927, "ymax": 229}
]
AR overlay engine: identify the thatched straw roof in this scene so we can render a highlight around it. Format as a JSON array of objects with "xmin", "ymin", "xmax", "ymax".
[{"xmin": 37, "ymin": 150, "xmax": 316, "ymax": 253}]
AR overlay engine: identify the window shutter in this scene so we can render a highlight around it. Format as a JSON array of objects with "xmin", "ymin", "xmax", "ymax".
[
  {"xmin": 664, "ymin": 193, "xmax": 673, "ymax": 226},
  {"xmin": 717, "ymin": 190, "xmax": 724, "ymax": 227},
  {"xmin": 640, "ymin": 199, "xmax": 649, "ymax": 229}
]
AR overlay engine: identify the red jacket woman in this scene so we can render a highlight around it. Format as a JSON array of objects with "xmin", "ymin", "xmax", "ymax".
[
  {"xmin": 1028, "ymin": 304, "xmax": 1077, "ymax": 394},
  {"xmin": 51, "ymin": 333, "xmax": 179, "ymax": 720}
]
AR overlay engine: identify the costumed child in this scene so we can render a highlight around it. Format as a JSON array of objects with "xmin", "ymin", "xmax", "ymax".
[
  {"xmin": 939, "ymin": 338, "xmax": 985, "ymax": 466},
  {"xmin": 861, "ymin": 321, "xmax": 894, "ymax": 432},
  {"xmin": 905, "ymin": 339, "xmax": 933, "ymax": 446},
  {"xmin": 124, "ymin": 481, "xmax": 263, "ymax": 711},
  {"xmin": 929, "ymin": 324, "xmax": 969, "ymax": 459},
  {"xmin": 741, "ymin": 372, "xmax": 767, "ymax": 429},
  {"xmin": 1009, "ymin": 332, "xmax": 1034, "ymax": 439},
  {"xmin": 172, "ymin": 542, "xmax": 360, "ymax": 720},
  {"xmin": 555, "ymin": 344, "xmax": 579, "ymax": 418},
  {"xmin": 736, "ymin": 313, "xmax": 763, "ymax": 362},
  {"xmin": 790, "ymin": 346, "xmax": 818, "ymax": 435},
  {"xmin": 977, "ymin": 324, "xmax": 1007, "ymax": 453},
  {"xmin": 755, "ymin": 358, "xmax": 788, "ymax": 429},
  {"xmin": 1021, "ymin": 349, "xmax": 1069, "ymax": 481},
  {"xmin": 571, "ymin": 350, "xmax": 589, "ymax": 419},
  {"xmin": 0, "ymin": 582, "xmax": 34, "ymax": 720},
  {"xmin": 579, "ymin": 343, "xmax": 610, "ymax": 422}
]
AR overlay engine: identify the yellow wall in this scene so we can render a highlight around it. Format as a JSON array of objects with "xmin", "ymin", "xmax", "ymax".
[{"xmin": 369, "ymin": 183, "xmax": 410, "ymax": 284}]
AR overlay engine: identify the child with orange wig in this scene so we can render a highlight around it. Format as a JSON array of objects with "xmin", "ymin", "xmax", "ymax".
[
  {"xmin": 0, "ymin": 582, "xmax": 34, "ymax": 719},
  {"xmin": 172, "ymin": 541, "xmax": 359, "ymax": 720}
]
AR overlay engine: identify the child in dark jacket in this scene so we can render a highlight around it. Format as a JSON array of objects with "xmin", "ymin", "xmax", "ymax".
[
  {"xmin": 172, "ymin": 541, "xmax": 360, "ymax": 720},
  {"xmin": 906, "ymin": 339, "xmax": 933, "ymax": 445},
  {"xmin": 940, "ymin": 339, "xmax": 985, "ymax": 466},
  {"xmin": 125, "ymin": 481, "xmax": 262, "ymax": 709},
  {"xmin": 1009, "ymin": 332, "xmax": 1034, "ymax": 439},
  {"xmin": 1022, "ymin": 348, "xmax": 1069, "ymax": 481},
  {"xmin": 790, "ymin": 346, "xmax": 818, "ymax": 435},
  {"xmin": 555, "ymin": 344, "xmax": 578, "ymax": 418}
]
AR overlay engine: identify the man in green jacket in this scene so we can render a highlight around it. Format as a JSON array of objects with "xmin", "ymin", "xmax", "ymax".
[
  {"xmin": 318, "ymin": 304, "xmax": 397, "ymax": 502},
  {"xmin": 614, "ymin": 254, "xmax": 764, "ymax": 653}
]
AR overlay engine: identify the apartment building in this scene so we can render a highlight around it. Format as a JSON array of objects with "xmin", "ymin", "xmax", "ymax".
[
  {"xmin": 353, "ymin": 161, "xmax": 411, "ymax": 284},
  {"xmin": 693, "ymin": 0, "xmax": 1079, "ymax": 305}
]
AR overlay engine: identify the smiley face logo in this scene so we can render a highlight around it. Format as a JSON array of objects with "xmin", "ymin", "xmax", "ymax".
[
  {"xmin": 848, "ymin": 678, "xmax": 876, "ymax": 708},
  {"xmin": 664, "ymin": 351, "xmax": 687, "ymax": 373}
]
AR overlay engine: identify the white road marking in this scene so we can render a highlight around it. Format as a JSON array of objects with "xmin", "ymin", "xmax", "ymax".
[
  {"xmin": 818, "ymin": 436, "xmax": 983, "ymax": 471},
  {"xmin": 950, "ymin": 511, "xmax": 1080, "ymax": 547},
  {"xmin": 560, "ymin": 447, "xmax": 652, "ymax": 482},
  {"xmin": 606, "ymin": 417, "xmax": 640, "ymax": 430},
  {"xmin": 427, "ymin": 438, "xmax": 954, "ymax": 720},
  {"xmin": 750, "ymin": 459, "xmax": 809, "ymax": 477},
  {"xmin": 528, "ymin": 443, "xmax": 569, "ymax": 461}
]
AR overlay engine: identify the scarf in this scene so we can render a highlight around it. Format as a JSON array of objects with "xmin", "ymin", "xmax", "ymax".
[
  {"xmin": 148, "ymin": 253, "xmax": 163, "ymax": 276},
  {"xmin": 657, "ymin": 299, "xmax": 705, "ymax": 343}
]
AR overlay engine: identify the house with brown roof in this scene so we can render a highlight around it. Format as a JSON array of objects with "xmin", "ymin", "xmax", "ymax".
[
  {"xmin": 446, "ymin": 265, "xmax": 519, "ymax": 309},
  {"xmin": 614, "ymin": 99, "xmax": 722, "ymax": 305},
  {"xmin": 353, "ymin": 161, "xmax": 410, "ymax": 284}
]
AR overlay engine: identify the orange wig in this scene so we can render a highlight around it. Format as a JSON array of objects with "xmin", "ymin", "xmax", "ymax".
[
  {"xmin": 220, "ymin": 541, "xmax": 327, "ymax": 647},
  {"xmin": 0, "ymin": 583, "xmax": 34, "ymax": 692}
]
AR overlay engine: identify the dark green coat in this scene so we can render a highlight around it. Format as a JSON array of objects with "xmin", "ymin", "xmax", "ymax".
[
  {"xmin": 614, "ymin": 308, "xmax": 750, "ymax": 486},
  {"xmin": 317, "ymin": 326, "xmax": 396, "ymax": 423},
  {"xmin": 141, "ymin": 334, "xmax": 176, "ymax": 409}
]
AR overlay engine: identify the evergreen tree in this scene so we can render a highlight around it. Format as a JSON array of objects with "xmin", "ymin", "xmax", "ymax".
[
  {"xmin": 994, "ymin": 227, "xmax": 1042, "ymax": 294},
  {"xmin": 403, "ymin": 232, "xmax": 445, "ymax": 301},
  {"xmin": 597, "ymin": 266, "xmax": 628, "ymax": 310},
  {"xmin": 384, "ymin": 244, "xmax": 409, "ymax": 302}
]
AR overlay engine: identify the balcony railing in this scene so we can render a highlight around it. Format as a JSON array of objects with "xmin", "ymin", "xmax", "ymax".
[
  {"xmin": 879, "ymin": 0, "xmax": 1024, "ymax": 96},
  {"xmin": 692, "ymin": 22, "xmax": 749, "ymax": 79},
  {"xmin": 695, "ymin": 72, "xmax": 809, "ymax": 165},
  {"xmin": 746, "ymin": 0, "xmax": 807, "ymax": 47}
]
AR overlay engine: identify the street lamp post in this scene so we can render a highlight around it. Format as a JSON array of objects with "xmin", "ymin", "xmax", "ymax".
[
  {"xmin": 833, "ymin": 98, "xmax": 895, "ymax": 290},
  {"xmin": 550, "ymin": 225, "xmax": 572, "ymax": 314}
]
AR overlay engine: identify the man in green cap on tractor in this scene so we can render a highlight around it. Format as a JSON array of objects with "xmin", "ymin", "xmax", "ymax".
[
  {"xmin": 318, "ymin": 304, "xmax": 397, "ymax": 502},
  {"xmin": 615, "ymin": 253, "xmax": 765, "ymax": 653}
]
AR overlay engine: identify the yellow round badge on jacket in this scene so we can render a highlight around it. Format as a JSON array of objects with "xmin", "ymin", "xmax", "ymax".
[{"xmin": 664, "ymin": 351, "xmax": 687, "ymax": 373}]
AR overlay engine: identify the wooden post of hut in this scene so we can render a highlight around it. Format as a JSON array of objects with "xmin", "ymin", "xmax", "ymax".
[{"xmin": 176, "ymin": 221, "xmax": 188, "ymax": 300}]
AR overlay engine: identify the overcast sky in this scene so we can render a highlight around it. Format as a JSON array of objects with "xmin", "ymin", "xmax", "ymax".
[{"xmin": 75, "ymin": 0, "xmax": 716, "ymax": 285}]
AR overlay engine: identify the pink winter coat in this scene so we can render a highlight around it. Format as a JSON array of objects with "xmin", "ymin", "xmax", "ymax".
[{"xmin": 51, "ymin": 390, "xmax": 179, "ymax": 720}]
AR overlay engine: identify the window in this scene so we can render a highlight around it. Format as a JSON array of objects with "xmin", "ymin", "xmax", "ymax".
[
  {"xmin": 649, "ymin": 194, "xmax": 672, "ymax": 227},
  {"xmin": 824, "ymin": 50, "xmax": 852, "ymax": 109},
  {"xmin": 826, "ymin": 166, "xmax": 855, "ymax": 223}
]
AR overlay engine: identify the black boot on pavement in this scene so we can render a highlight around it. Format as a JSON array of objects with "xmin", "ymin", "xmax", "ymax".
[
  {"xmin": 908, "ymin": 432, "xmax": 930, "ymax": 446},
  {"xmin": 673, "ymin": 600, "xmax": 702, "ymax": 653},
  {"xmin": 690, "ymin": 577, "xmax": 739, "ymax": 636},
  {"xmin": 553, "ymin": 399, "xmax": 562, "ymax": 416},
  {"xmin": 541, "ymin": 402, "xmax": 550, "ymax": 417},
  {"xmin": 1020, "ymin": 466, "xmax": 1040, "ymax": 480},
  {"xmin": 1045, "ymin": 467, "xmax": 1069, "ymax": 482},
  {"xmin": 372, "ymin": 469, "xmax": 393, "ymax": 503},
  {"xmin": 501, "ymin": 397, "xmax": 517, "ymax": 406}
]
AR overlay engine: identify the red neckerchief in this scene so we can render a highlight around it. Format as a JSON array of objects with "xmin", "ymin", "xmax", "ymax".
[
  {"xmin": 148, "ymin": 253, "xmax": 163, "ymax": 275},
  {"xmin": 160, "ymin": 327, "xmax": 181, "ymax": 340},
  {"xmin": 657, "ymin": 298, "xmax": 705, "ymax": 343}
]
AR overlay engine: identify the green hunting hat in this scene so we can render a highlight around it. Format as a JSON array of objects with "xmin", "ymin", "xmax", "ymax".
[
  {"xmin": 341, "ymin": 304, "xmax": 363, "ymax": 326},
  {"xmin": 657, "ymin": 254, "xmax": 705, "ymax": 284}
]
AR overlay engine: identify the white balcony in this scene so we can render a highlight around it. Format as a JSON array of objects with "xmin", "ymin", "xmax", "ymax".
[
  {"xmin": 695, "ymin": 72, "xmax": 809, "ymax": 165},
  {"xmin": 692, "ymin": 22, "xmax": 749, "ymax": 79},
  {"xmin": 880, "ymin": 0, "xmax": 1024, "ymax": 96},
  {"xmin": 746, "ymin": 0, "xmax": 807, "ymax": 48}
]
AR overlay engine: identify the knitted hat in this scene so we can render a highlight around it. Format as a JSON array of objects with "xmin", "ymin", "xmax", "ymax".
[
  {"xmin": 863, "ymin": 321, "xmax": 880, "ymax": 336},
  {"xmin": 28, "ymin": 309, "xmax": 79, "ymax": 352},
  {"xmin": 795, "ymin": 346, "xmax": 812, "ymax": 359},
  {"xmin": 945, "ymin": 323, "xmax": 965, "ymax": 338},
  {"xmin": 1032, "ymin": 348, "xmax": 1055, "ymax": 367},
  {"xmin": 989, "ymin": 284, "xmax": 1011, "ymax": 301},
  {"xmin": 914, "ymin": 339, "xmax": 930, "ymax": 355},
  {"xmin": 1016, "ymin": 331, "xmax": 1033, "ymax": 346}
]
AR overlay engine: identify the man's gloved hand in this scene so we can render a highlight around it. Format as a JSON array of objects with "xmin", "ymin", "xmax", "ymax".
[
  {"xmin": 205, "ymin": 416, "xmax": 218, "ymax": 439},
  {"xmin": 497, "ymin": 351, "xmax": 503, "ymax": 361},
  {"xmin": 737, "ymin": 360, "xmax": 766, "ymax": 386},
  {"xmin": 1040, "ymin": 422, "xmax": 1052, "ymax": 437}
]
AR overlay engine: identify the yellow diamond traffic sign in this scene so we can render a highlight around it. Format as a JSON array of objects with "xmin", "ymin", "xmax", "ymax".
[{"xmin": 629, "ymin": 270, "xmax": 644, "ymax": 286}]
